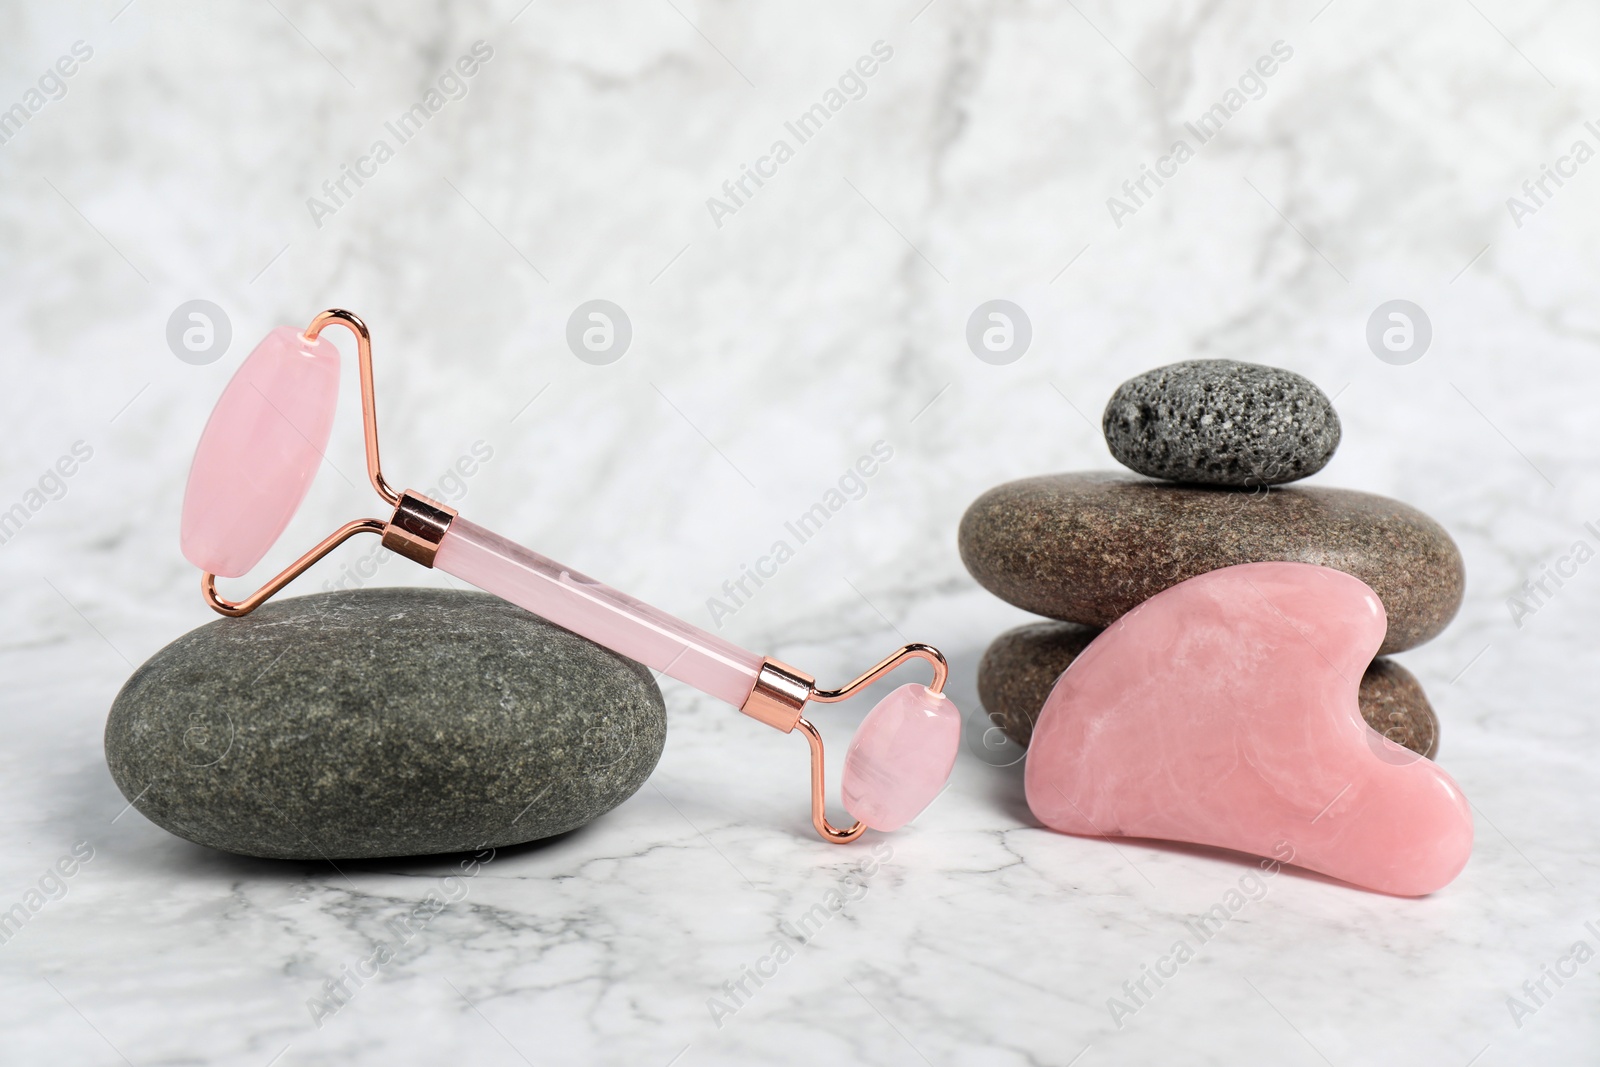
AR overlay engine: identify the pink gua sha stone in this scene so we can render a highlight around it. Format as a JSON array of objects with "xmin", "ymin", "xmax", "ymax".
[
  {"xmin": 842, "ymin": 683, "xmax": 961, "ymax": 831},
  {"xmin": 1024, "ymin": 561, "xmax": 1473, "ymax": 897},
  {"xmin": 180, "ymin": 326, "xmax": 342, "ymax": 578}
]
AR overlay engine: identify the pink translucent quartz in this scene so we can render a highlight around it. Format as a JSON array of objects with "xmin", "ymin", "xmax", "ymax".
[
  {"xmin": 842, "ymin": 683, "xmax": 960, "ymax": 831},
  {"xmin": 181, "ymin": 326, "xmax": 342, "ymax": 577},
  {"xmin": 435, "ymin": 517, "xmax": 763, "ymax": 709},
  {"xmin": 1024, "ymin": 561, "xmax": 1473, "ymax": 897}
]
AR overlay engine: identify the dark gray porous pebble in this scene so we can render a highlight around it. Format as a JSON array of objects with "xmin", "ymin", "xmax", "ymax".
[{"xmin": 1103, "ymin": 359, "xmax": 1341, "ymax": 486}]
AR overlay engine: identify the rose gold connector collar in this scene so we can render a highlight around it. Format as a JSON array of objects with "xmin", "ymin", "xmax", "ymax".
[{"xmin": 382, "ymin": 490, "xmax": 456, "ymax": 568}]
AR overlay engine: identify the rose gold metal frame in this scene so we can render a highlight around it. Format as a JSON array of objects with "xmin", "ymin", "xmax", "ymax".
[
  {"xmin": 305, "ymin": 308, "xmax": 398, "ymax": 507},
  {"xmin": 741, "ymin": 643, "xmax": 948, "ymax": 844},
  {"xmin": 808, "ymin": 643, "xmax": 949, "ymax": 704},
  {"xmin": 201, "ymin": 518, "xmax": 387, "ymax": 617},
  {"xmin": 200, "ymin": 309, "xmax": 418, "ymax": 617}
]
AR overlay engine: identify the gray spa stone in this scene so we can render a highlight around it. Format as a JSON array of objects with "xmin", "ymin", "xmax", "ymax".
[
  {"xmin": 1102, "ymin": 359, "xmax": 1341, "ymax": 486},
  {"xmin": 105, "ymin": 588, "xmax": 666, "ymax": 860}
]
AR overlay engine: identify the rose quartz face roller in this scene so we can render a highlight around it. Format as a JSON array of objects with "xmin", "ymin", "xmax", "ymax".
[{"xmin": 181, "ymin": 309, "xmax": 959, "ymax": 843}]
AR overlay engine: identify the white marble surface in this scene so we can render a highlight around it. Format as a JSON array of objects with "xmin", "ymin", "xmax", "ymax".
[{"xmin": 2, "ymin": 0, "xmax": 1598, "ymax": 1063}]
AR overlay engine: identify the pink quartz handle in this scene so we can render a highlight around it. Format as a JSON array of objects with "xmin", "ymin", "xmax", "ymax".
[{"xmin": 435, "ymin": 516, "xmax": 764, "ymax": 709}]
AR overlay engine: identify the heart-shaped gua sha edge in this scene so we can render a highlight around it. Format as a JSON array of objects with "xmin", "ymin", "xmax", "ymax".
[{"xmin": 1024, "ymin": 561, "xmax": 1473, "ymax": 897}]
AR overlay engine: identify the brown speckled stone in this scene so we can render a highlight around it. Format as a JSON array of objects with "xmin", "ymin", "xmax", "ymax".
[
  {"xmin": 1360, "ymin": 658, "xmax": 1440, "ymax": 759},
  {"xmin": 978, "ymin": 620, "xmax": 1440, "ymax": 758},
  {"xmin": 958, "ymin": 472, "xmax": 1464, "ymax": 655},
  {"xmin": 976, "ymin": 621, "xmax": 1100, "ymax": 748}
]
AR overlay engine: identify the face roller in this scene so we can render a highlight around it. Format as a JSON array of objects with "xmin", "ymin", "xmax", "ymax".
[{"xmin": 181, "ymin": 309, "xmax": 960, "ymax": 844}]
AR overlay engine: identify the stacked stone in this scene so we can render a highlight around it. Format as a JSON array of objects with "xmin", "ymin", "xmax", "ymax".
[{"xmin": 961, "ymin": 359, "xmax": 1464, "ymax": 758}]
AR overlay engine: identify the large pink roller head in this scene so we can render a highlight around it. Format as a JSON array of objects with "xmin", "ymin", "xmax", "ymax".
[
  {"xmin": 841, "ymin": 683, "xmax": 961, "ymax": 832},
  {"xmin": 181, "ymin": 326, "xmax": 342, "ymax": 577}
]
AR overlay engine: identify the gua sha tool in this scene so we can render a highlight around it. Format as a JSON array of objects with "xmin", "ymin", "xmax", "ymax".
[
  {"xmin": 181, "ymin": 310, "xmax": 959, "ymax": 843},
  {"xmin": 1024, "ymin": 561, "xmax": 1473, "ymax": 896}
]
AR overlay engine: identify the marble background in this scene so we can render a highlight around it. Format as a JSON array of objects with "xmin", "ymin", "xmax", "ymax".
[{"xmin": 2, "ymin": 0, "xmax": 1597, "ymax": 1063}]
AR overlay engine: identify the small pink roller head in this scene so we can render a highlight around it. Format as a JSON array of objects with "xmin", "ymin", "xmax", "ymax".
[
  {"xmin": 180, "ymin": 326, "xmax": 342, "ymax": 577},
  {"xmin": 841, "ymin": 683, "xmax": 961, "ymax": 832}
]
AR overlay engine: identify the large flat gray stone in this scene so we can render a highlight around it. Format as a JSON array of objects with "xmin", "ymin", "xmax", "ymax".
[{"xmin": 105, "ymin": 588, "xmax": 666, "ymax": 860}]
